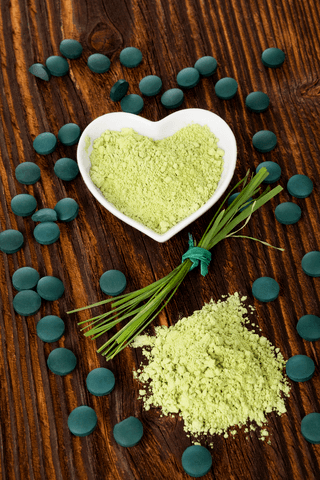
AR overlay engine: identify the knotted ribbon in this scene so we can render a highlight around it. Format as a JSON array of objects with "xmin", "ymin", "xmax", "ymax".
[{"xmin": 181, "ymin": 233, "xmax": 211, "ymax": 276}]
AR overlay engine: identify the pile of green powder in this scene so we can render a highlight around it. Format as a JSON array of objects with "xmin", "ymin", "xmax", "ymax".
[
  {"xmin": 89, "ymin": 124, "xmax": 224, "ymax": 234},
  {"xmin": 132, "ymin": 293, "xmax": 290, "ymax": 441}
]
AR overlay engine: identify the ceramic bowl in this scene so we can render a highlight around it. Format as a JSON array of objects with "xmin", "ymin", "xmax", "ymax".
[{"xmin": 77, "ymin": 108, "xmax": 237, "ymax": 242}]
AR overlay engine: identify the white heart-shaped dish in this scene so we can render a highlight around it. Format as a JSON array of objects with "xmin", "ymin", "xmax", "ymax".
[{"xmin": 77, "ymin": 108, "xmax": 237, "ymax": 242}]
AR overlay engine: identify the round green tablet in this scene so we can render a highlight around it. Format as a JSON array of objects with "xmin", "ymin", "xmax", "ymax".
[
  {"xmin": 139, "ymin": 75, "xmax": 162, "ymax": 96},
  {"xmin": 37, "ymin": 275, "xmax": 64, "ymax": 301},
  {"xmin": 113, "ymin": 416, "xmax": 143, "ymax": 447},
  {"xmin": 252, "ymin": 277, "xmax": 279, "ymax": 302},
  {"xmin": 0, "ymin": 229, "xmax": 24, "ymax": 254},
  {"xmin": 86, "ymin": 367, "xmax": 115, "ymax": 396},
  {"xmin": 245, "ymin": 91, "xmax": 270, "ymax": 113},
  {"xmin": 227, "ymin": 192, "xmax": 253, "ymax": 212},
  {"xmin": 261, "ymin": 47, "xmax": 285, "ymax": 68},
  {"xmin": 297, "ymin": 315, "xmax": 320, "ymax": 342},
  {"xmin": 54, "ymin": 157, "xmax": 79, "ymax": 181},
  {"xmin": 54, "ymin": 198, "xmax": 79, "ymax": 222},
  {"xmin": 120, "ymin": 94, "xmax": 144, "ymax": 115},
  {"xmin": 32, "ymin": 208, "xmax": 58, "ymax": 223},
  {"xmin": 28, "ymin": 63, "xmax": 51, "ymax": 81},
  {"xmin": 58, "ymin": 123, "xmax": 81, "ymax": 146},
  {"xmin": 256, "ymin": 161, "xmax": 281, "ymax": 184},
  {"xmin": 100, "ymin": 270, "xmax": 127, "ymax": 296},
  {"xmin": 45, "ymin": 56, "xmax": 69, "ymax": 76},
  {"xmin": 274, "ymin": 202, "xmax": 301, "ymax": 225},
  {"xmin": 13, "ymin": 290, "xmax": 42, "ymax": 316},
  {"xmin": 47, "ymin": 347, "xmax": 77, "ymax": 376},
  {"xmin": 110, "ymin": 79, "xmax": 129, "ymax": 102},
  {"xmin": 33, "ymin": 222, "xmax": 60, "ymax": 245},
  {"xmin": 36, "ymin": 315, "xmax": 65, "ymax": 343},
  {"xmin": 11, "ymin": 194, "xmax": 37, "ymax": 217},
  {"xmin": 12, "ymin": 267, "xmax": 40, "ymax": 291},
  {"xmin": 15, "ymin": 162, "xmax": 41, "ymax": 185},
  {"xmin": 252, "ymin": 130, "xmax": 277, "ymax": 153},
  {"xmin": 119, "ymin": 47, "xmax": 142, "ymax": 68},
  {"xmin": 301, "ymin": 251, "xmax": 320, "ymax": 277},
  {"xmin": 194, "ymin": 56, "xmax": 217, "ymax": 77},
  {"xmin": 181, "ymin": 445, "xmax": 212, "ymax": 478},
  {"xmin": 68, "ymin": 406, "xmax": 97, "ymax": 437},
  {"xmin": 87, "ymin": 53, "xmax": 111, "ymax": 73},
  {"xmin": 176, "ymin": 67, "xmax": 200, "ymax": 89},
  {"xmin": 214, "ymin": 77, "xmax": 238, "ymax": 100},
  {"xmin": 33, "ymin": 132, "xmax": 57, "ymax": 155},
  {"xmin": 287, "ymin": 174, "xmax": 313, "ymax": 198},
  {"xmin": 286, "ymin": 355, "xmax": 315, "ymax": 382},
  {"xmin": 59, "ymin": 39, "xmax": 83, "ymax": 59},
  {"xmin": 161, "ymin": 88, "xmax": 184, "ymax": 109},
  {"xmin": 301, "ymin": 413, "xmax": 320, "ymax": 444}
]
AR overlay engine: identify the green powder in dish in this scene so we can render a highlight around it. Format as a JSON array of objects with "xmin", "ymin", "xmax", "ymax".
[
  {"xmin": 132, "ymin": 293, "xmax": 290, "ymax": 441},
  {"xmin": 89, "ymin": 124, "xmax": 224, "ymax": 234}
]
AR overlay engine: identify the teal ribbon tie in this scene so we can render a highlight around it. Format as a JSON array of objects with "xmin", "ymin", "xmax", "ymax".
[{"xmin": 182, "ymin": 234, "xmax": 211, "ymax": 277}]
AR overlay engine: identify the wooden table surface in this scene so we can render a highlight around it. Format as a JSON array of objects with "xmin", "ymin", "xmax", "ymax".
[{"xmin": 1, "ymin": 0, "xmax": 320, "ymax": 478}]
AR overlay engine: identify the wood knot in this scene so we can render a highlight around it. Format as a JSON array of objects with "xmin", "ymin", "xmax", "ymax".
[
  {"xmin": 300, "ymin": 79, "xmax": 320, "ymax": 98},
  {"xmin": 87, "ymin": 22, "xmax": 123, "ymax": 57}
]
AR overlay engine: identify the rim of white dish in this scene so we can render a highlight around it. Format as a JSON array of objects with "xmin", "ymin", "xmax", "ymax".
[{"xmin": 77, "ymin": 108, "xmax": 237, "ymax": 243}]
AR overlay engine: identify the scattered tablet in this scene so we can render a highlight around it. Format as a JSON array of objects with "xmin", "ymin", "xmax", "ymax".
[
  {"xmin": 54, "ymin": 198, "xmax": 79, "ymax": 222},
  {"xmin": 245, "ymin": 91, "xmax": 270, "ymax": 113},
  {"xmin": 120, "ymin": 94, "xmax": 144, "ymax": 114},
  {"xmin": 54, "ymin": 158, "xmax": 79, "ymax": 181},
  {"xmin": 100, "ymin": 270, "xmax": 127, "ymax": 296},
  {"xmin": 139, "ymin": 75, "xmax": 162, "ymax": 96},
  {"xmin": 261, "ymin": 48, "xmax": 285, "ymax": 68},
  {"xmin": 68, "ymin": 406, "xmax": 98, "ymax": 437},
  {"xmin": 301, "ymin": 251, "xmax": 320, "ymax": 277},
  {"xmin": 274, "ymin": 202, "xmax": 301, "ymax": 225},
  {"xmin": 214, "ymin": 77, "xmax": 238, "ymax": 100},
  {"xmin": 28, "ymin": 63, "xmax": 51, "ymax": 81},
  {"xmin": 58, "ymin": 123, "xmax": 81, "ymax": 146},
  {"xmin": 297, "ymin": 314, "xmax": 320, "ymax": 341},
  {"xmin": 286, "ymin": 355, "xmax": 315, "ymax": 382},
  {"xmin": 119, "ymin": 47, "xmax": 142, "ymax": 68},
  {"xmin": 0, "ymin": 229, "xmax": 24, "ymax": 254},
  {"xmin": 15, "ymin": 162, "xmax": 41, "ymax": 185},
  {"xmin": 301, "ymin": 413, "xmax": 320, "ymax": 444},
  {"xmin": 110, "ymin": 79, "xmax": 129, "ymax": 102},
  {"xmin": 12, "ymin": 266, "xmax": 40, "ymax": 291},
  {"xmin": 86, "ymin": 368, "xmax": 115, "ymax": 396},
  {"xmin": 36, "ymin": 315, "xmax": 65, "ymax": 343},
  {"xmin": 33, "ymin": 222, "xmax": 60, "ymax": 245},
  {"xmin": 13, "ymin": 290, "xmax": 42, "ymax": 316},
  {"xmin": 11, "ymin": 194, "xmax": 37, "ymax": 217},
  {"xmin": 256, "ymin": 161, "xmax": 281, "ymax": 184},
  {"xmin": 176, "ymin": 67, "xmax": 200, "ymax": 89},
  {"xmin": 113, "ymin": 416, "xmax": 143, "ymax": 447},
  {"xmin": 32, "ymin": 208, "xmax": 58, "ymax": 223},
  {"xmin": 37, "ymin": 275, "xmax": 65, "ymax": 301},
  {"xmin": 181, "ymin": 445, "xmax": 212, "ymax": 478},
  {"xmin": 87, "ymin": 53, "xmax": 111, "ymax": 73},
  {"xmin": 59, "ymin": 39, "xmax": 83, "ymax": 59},
  {"xmin": 194, "ymin": 56, "xmax": 217, "ymax": 77},
  {"xmin": 33, "ymin": 132, "xmax": 57, "ymax": 155},
  {"xmin": 252, "ymin": 130, "xmax": 277, "ymax": 153},
  {"xmin": 252, "ymin": 277, "xmax": 280, "ymax": 302},
  {"xmin": 45, "ymin": 56, "xmax": 69, "ymax": 76},
  {"xmin": 287, "ymin": 174, "xmax": 313, "ymax": 198},
  {"xmin": 161, "ymin": 88, "xmax": 184, "ymax": 109},
  {"xmin": 47, "ymin": 347, "xmax": 77, "ymax": 376}
]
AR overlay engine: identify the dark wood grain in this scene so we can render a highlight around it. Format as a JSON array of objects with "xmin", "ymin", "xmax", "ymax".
[{"xmin": 0, "ymin": 0, "xmax": 320, "ymax": 478}]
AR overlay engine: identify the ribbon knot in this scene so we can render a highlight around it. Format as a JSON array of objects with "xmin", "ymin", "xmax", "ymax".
[{"xmin": 182, "ymin": 234, "xmax": 211, "ymax": 276}]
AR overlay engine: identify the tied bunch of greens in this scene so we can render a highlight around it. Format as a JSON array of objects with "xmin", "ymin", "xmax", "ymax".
[{"xmin": 68, "ymin": 167, "xmax": 283, "ymax": 361}]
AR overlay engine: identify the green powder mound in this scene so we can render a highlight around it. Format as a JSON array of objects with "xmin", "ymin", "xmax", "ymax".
[
  {"xmin": 132, "ymin": 293, "xmax": 290, "ymax": 440},
  {"xmin": 89, "ymin": 124, "xmax": 224, "ymax": 234}
]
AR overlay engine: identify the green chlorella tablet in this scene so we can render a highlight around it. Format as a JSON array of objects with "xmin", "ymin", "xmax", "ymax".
[
  {"xmin": 176, "ymin": 67, "xmax": 200, "ymax": 89},
  {"xmin": 252, "ymin": 130, "xmax": 277, "ymax": 153},
  {"xmin": 37, "ymin": 275, "xmax": 65, "ymax": 301},
  {"xmin": 110, "ymin": 79, "xmax": 129, "ymax": 102},
  {"xmin": 36, "ymin": 315, "xmax": 65, "ymax": 343},
  {"xmin": 252, "ymin": 277, "xmax": 280, "ymax": 302},
  {"xmin": 12, "ymin": 267, "xmax": 40, "ymax": 291},
  {"xmin": 287, "ymin": 174, "xmax": 313, "ymax": 198},
  {"xmin": 301, "ymin": 413, "xmax": 320, "ymax": 444},
  {"xmin": 301, "ymin": 251, "xmax": 320, "ymax": 277},
  {"xmin": 100, "ymin": 270, "xmax": 127, "ymax": 296},
  {"xmin": 15, "ymin": 162, "xmax": 41, "ymax": 185},
  {"xmin": 297, "ymin": 314, "xmax": 320, "ymax": 341},
  {"xmin": 256, "ymin": 161, "xmax": 281, "ymax": 183},
  {"xmin": 54, "ymin": 198, "xmax": 79, "ymax": 222},
  {"xmin": 47, "ymin": 347, "xmax": 77, "ymax": 376},
  {"xmin": 45, "ymin": 56, "xmax": 69, "ymax": 76},
  {"xmin": 120, "ymin": 94, "xmax": 144, "ymax": 115},
  {"xmin": 87, "ymin": 53, "xmax": 111, "ymax": 73},
  {"xmin": 194, "ymin": 56, "xmax": 217, "ymax": 77},
  {"xmin": 275, "ymin": 202, "xmax": 301, "ymax": 225},
  {"xmin": 214, "ymin": 77, "xmax": 238, "ymax": 100},
  {"xmin": 33, "ymin": 132, "xmax": 57, "ymax": 155},
  {"xmin": 113, "ymin": 416, "xmax": 143, "ymax": 447},
  {"xmin": 119, "ymin": 47, "xmax": 142, "ymax": 68},
  {"xmin": 28, "ymin": 63, "xmax": 51, "ymax": 81},
  {"xmin": 0, "ymin": 229, "xmax": 24, "ymax": 254},
  {"xmin": 86, "ymin": 367, "xmax": 115, "ymax": 396},
  {"xmin": 245, "ymin": 91, "xmax": 270, "ymax": 113},
  {"xmin": 11, "ymin": 194, "xmax": 37, "ymax": 217},
  {"xmin": 13, "ymin": 290, "xmax": 42, "ymax": 316},
  {"xmin": 181, "ymin": 445, "xmax": 212, "ymax": 478},
  {"xmin": 286, "ymin": 354, "xmax": 315, "ymax": 382},
  {"xmin": 160, "ymin": 88, "xmax": 184, "ymax": 109},
  {"xmin": 54, "ymin": 157, "xmax": 79, "ymax": 181},
  {"xmin": 33, "ymin": 222, "xmax": 60, "ymax": 245},
  {"xmin": 68, "ymin": 406, "xmax": 97, "ymax": 437},
  {"xmin": 32, "ymin": 208, "xmax": 58, "ymax": 223},
  {"xmin": 59, "ymin": 39, "xmax": 83, "ymax": 59},
  {"xmin": 58, "ymin": 123, "xmax": 81, "ymax": 146},
  {"xmin": 139, "ymin": 75, "xmax": 162, "ymax": 96},
  {"xmin": 261, "ymin": 47, "xmax": 285, "ymax": 68}
]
